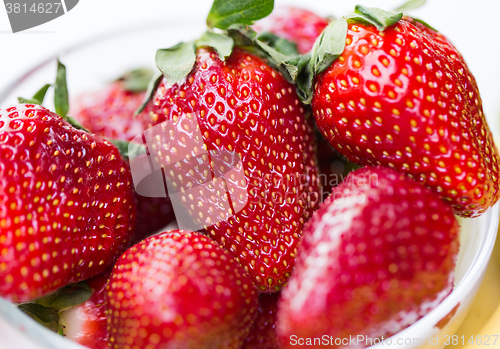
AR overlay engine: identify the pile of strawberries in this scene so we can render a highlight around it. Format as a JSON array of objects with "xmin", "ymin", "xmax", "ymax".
[{"xmin": 1, "ymin": 1, "xmax": 498, "ymax": 349}]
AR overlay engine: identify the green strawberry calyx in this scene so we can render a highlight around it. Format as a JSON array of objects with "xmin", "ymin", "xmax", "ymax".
[
  {"xmin": 299, "ymin": 5, "xmax": 407, "ymax": 104},
  {"xmin": 345, "ymin": 5, "xmax": 403, "ymax": 32},
  {"xmin": 296, "ymin": 0, "xmax": 435, "ymax": 104},
  {"xmin": 117, "ymin": 68, "xmax": 155, "ymax": 93},
  {"xmin": 206, "ymin": 0, "xmax": 274, "ymax": 30},
  {"xmin": 155, "ymin": 0, "xmax": 277, "ymax": 85},
  {"xmin": 17, "ymin": 282, "xmax": 92, "ymax": 335},
  {"xmin": 18, "ymin": 84, "xmax": 51, "ymax": 105},
  {"xmin": 18, "ymin": 61, "xmax": 147, "ymax": 161},
  {"xmin": 137, "ymin": 0, "xmax": 435, "ymax": 112},
  {"xmin": 136, "ymin": 0, "xmax": 309, "ymax": 115},
  {"xmin": 18, "ymin": 59, "xmax": 89, "ymax": 132}
]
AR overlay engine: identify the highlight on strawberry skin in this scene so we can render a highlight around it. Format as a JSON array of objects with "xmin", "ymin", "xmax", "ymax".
[
  {"xmin": 70, "ymin": 68, "xmax": 176, "ymax": 243},
  {"xmin": 105, "ymin": 230, "xmax": 259, "ymax": 349},
  {"xmin": 309, "ymin": 11, "xmax": 500, "ymax": 218},
  {"xmin": 0, "ymin": 104, "xmax": 136, "ymax": 302},
  {"xmin": 276, "ymin": 166, "xmax": 460, "ymax": 348}
]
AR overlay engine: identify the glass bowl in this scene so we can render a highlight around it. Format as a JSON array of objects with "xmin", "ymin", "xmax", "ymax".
[{"xmin": 0, "ymin": 16, "xmax": 498, "ymax": 349}]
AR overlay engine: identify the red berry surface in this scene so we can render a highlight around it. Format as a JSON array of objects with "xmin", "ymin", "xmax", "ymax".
[
  {"xmin": 242, "ymin": 292, "xmax": 280, "ymax": 349},
  {"xmin": 71, "ymin": 81, "xmax": 145, "ymax": 141},
  {"xmin": 72, "ymin": 81, "xmax": 175, "ymax": 242},
  {"xmin": 139, "ymin": 48, "xmax": 319, "ymax": 292},
  {"xmin": 106, "ymin": 230, "xmax": 258, "ymax": 349},
  {"xmin": 312, "ymin": 19, "xmax": 500, "ymax": 217},
  {"xmin": 60, "ymin": 270, "xmax": 111, "ymax": 349},
  {"xmin": 253, "ymin": 6, "xmax": 329, "ymax": 54},
  {"xmin": 276, "ymin": 166, "xmax": 459, "ymax": 348},
  {"xmin": 0, "ymin": 104, "xmax": 136, "ymax": 302}
]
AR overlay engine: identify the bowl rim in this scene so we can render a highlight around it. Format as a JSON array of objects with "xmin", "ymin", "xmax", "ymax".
[
  {"xmin": 0, "ymin": 15, "xmax": 201, "ymax": 104},
  {"xmin": 372, "ymin": 202, "xmax": 500, "ymax": 347}
]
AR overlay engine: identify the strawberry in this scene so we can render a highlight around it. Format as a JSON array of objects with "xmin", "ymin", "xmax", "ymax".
[
  {"xmin": 71, "ymin": 69, "xmax": 175, "ymax": 242},
  {"xmin": 253, "ymin": 6, "xmax": 329, "ymax": 54},
  {"xmin": 134, "ymin": 0, "xmax": 323, "ymax": 292},
  {"xmin": 139, "ymin": 44, "xmax": 319, "ymax": 292},
  {"xmin": 105, "ymin": 230, "xmax": 258, "ymax": 349},
  {"xmin": 308, "ymin": 8, "xmax": 500, "ymax": 217},
  {"xmin": 71, "ymin": 81, "xmax": 145, "ymax": 141},
  {"xmin": 59, "ymin": 270, "xmax": 110, "ymax": 349},
  {"xmin": 0, "ymin": 103, "xmax": 136, "ymax": 302},
  {"xmin": 276, "ymin": 166, "xmax": 459, "ymax": 348},
  {"xmin": 242, "ymin": 292, "xmax": 280, "ymax": 349}
]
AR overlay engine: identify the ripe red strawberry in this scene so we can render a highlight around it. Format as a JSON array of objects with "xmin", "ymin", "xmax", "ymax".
[
  {"xmin": 242, "ymin": 292, "xmax": 280, "ymax": 349},
  {"xmin": 139, "ymin": 47, "xmax": 319, "ymax": 292},
  {"xmin": 59, "ymin": 270, "xmax": 110, "ymax": 349},
  {"xmin": 312, "ymin": 15, "xmax": 500, "ymax": 217},
  {"xmin": 0, "ymin": 104, "xmax": 136, "ymax": 302},
  {"xmin": 106, "ymin": 230, "xmax": 258, "ymax": 349},
  {"xmin": 253, "ymin": 6, "xmax": 329, "ymax": 54},
  {"xmin": 276, "ymin": 166, "xmax": 459, "ymax": 348},
  {"xmin": 71, "ymin": 74, "xmax": 175, "ymax": 242},
  {"xmin": 71, "ymin": 81, "xmax": 145, "ymax": 141}
]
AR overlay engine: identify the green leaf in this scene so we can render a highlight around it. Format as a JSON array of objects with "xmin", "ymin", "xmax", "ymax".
[
  {"xmin": 345, "ymin": 5, "xmax": 403, "ymax": 31},
  {"xmin": 134, "ymin": 71, "xmax": 163, "ymax": 116},
  {"xmin": 207, "ymin": 0, "xmax": 274, "ymax": 30},
  {"xmin": 18, "ymin": 303, "xmax": 60, "ymax": 325},
  {"xmin": 295, "ymin": 55, "xmax": 314, "ymax": 103},
  {"xmin": 35, "ymin": 282, "xmax": 92, "ymax": 311},
  {"xmin": 17, "ymin": 282, "xmax": 93, "ymax": 334},
  {"xmin": 225, "ymin": 25, "xmax": 305, "ymax": 84},
  {"xmin": 109, "ymin": 139, "xmax": 147, "ymax": 161},
  {"xmin": 394, "ymin": 0, "xmax": 437, "ymax": 33},
  {"xmin": 119, "ymin": 68, "xmax": 154, "ymax": 93},
  {"xmin": 257, "ymin": 32, "xmax": 299, "ymax": 56},
  {"xmin": 273, "ymin": 38, "xmax": 298, "ymax": 56},
  {"xmin": 287, "ymin": 54, "xmax": 311, "ymax": 82},
  {"xmin": 311, "ymin": 18, "xmax": 348, "ymax": 76},
  {"xmin": 223, "ymin": 25, "xmax": 316, "ymax": 106},
  {"xmin": 54, "ymin": 59, "xmax": 69, "ymax": 118},
  {"xmin": 395, "ymin": 0, "xmax": 426, "ymax": 12},
  {"xmin": 18, "ymin": 84, "xmax": 51, "ymax": 105},
  {"xmin": 156, "ymin": 42, "xmax": 197, "ymax": 84},
  {"xmin": 32, "ymin": 84, "xmax": 52, "ymax": 104},
  {"xmin": 293, "ymin": 18, "xmax": 348, "ymax": 104},
  {"xmin": 227, "ymin": 23, "xmax": 258, "ymax": 47},
  {"xmin": 196, "ymin": 31, "xmax": 234, "ymax": 61},
  {"xmin": 408, "ymin": 16, "xmax": 438, "ymax": 31},
  {"xmin": 254, "ymin": 40, "xmax": 299, "ymax": 82},
  {"xmin": 16, "ymin": 58, "xmax": 92, "ymax": 133},
  {"xmin": 18, "ymin": 97, "xmax": 42, "ymax": 104}
]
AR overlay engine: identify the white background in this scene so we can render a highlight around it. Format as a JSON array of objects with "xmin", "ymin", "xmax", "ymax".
[{"xmin": 1, "ymin": 0, "xmax": 500, "ymax": 129}]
